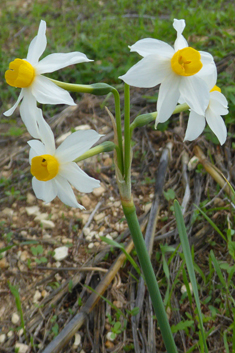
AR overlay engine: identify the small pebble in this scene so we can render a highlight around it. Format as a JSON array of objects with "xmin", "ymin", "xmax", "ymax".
[
  {"xmin": 15, "ymin": 342, "xmax": 29, "ymax": 353},
  {"xmin": 41, "ymin": 220, "xmax": 55, "ymax": 229},
  {"xmin": 12, "ymin": 312, "xmax": 20, "ymax": 324},
  {"xmin": 0, "ymin": 334, "xmax": 6, "ymax": 343},
  {"xmin": 73, "ymin": 332, "xmax": 81, "ymax": 347},
  {"xmin": 53, "ymin": 246, "xmax": 69, "ymax": 261}
]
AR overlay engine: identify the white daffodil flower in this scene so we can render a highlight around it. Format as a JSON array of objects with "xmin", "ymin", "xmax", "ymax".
[
  {"xmin": 119, "ymin": 19, "xmax": 217, "ymax": 127},
  {"xmin": 184, "ymin": 85, "xmax": 228, "ymax": 145},
  {"xmin": 28, "ymin": 112, "xmax": 101, "ymax": 209},
  {"xmin": 4, "ymin": 20, "xmax": 92, "ymax": 138}
]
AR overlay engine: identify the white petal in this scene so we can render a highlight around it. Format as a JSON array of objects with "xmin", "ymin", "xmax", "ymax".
[
  {"xmin": 37, "ymin": 113, "xmax": 56, "ymax": 155},
  {"xmin": 56, "ymin": 130, "xmax": 101, "ymax": 163},
  {"xmin": 28, "ymin": 140, "xmax": 47, "ymax": 162},
  {"xmin": 32, "ymin": 177, "xmax": 57, "ymax": 203},
  {"xmin": 119, "ymin": 55, "xmax": 172, "ymax": 88},
  {"xmin": 196, "ymin": 52, "xmax": 217, "ymax": 90},
  {"xmin": 205, "ymin": 109, "xmax": 227, "ymax": 145},
  {"xmin": 173, "ymin": 19, "xmax": 188, "ymax": 51},
  {"xmin": 26, "ymin": 20, "xmax": 47, "ymax": 66},
  {"xmin": 54, "ymin": 175, "xmax": 84, "ymax": 209},
  {"xmin": 179, "ymin": 76, "xmax": 209, "ymax": 115},
  {"xmin": 3, "ymin": 89, "xmax": 24, "ymax": 116},
  {"xmin": 209, "ymin": 91, "xmax": 229, "ymax": 115},
  {"xmin": 31, "ymin": 75, "xmax": 75, "ymax": 105},
  {"xmin": 129, "ymin": 38, "xmax": 174, "ymax": 58},
  {"xmin": 36, "ymin": 52, "xmax": 92, "ymax": 74},
  {"xmin": 19, "ymin": 90, "xmax": 41, "ymax": 138},
  {"xmin": 156, "ymin": 74, "xmax": 181, "ymax": 125},
  {"xmin": 59, "ymin": 162, "xmax": 100, "ymax": 192},
  {"xmin": 184, "ymin": 111, "xmax": 206, "ymax": 141}
]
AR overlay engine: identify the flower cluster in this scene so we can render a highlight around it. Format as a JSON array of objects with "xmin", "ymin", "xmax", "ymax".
[
  {"xmin": 5, "ymin": 19, "xmax": 229, "ymax": 208},
  {"xmin": 4, "ymin": 20, "xmax": 101, "ymax": 208},
  {"xmin": 119, "ymin": 19, "xmax": 228, "ymax": 145}
]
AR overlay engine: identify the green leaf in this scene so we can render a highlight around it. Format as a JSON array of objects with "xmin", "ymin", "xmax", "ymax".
[
  {"xmin": 174, "ymin": 200, "xmax": 208, "ymax": 353},
  {"xmin": 171, "ymin": 320, "xmax": 194, "ymax": 333},
  {"xmin": 100, "ymin": 236, "xmax": 141, "ymax": 276}
]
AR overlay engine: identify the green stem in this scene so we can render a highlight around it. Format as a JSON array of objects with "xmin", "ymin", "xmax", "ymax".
[
  {"xmin": 130, "ymin": 103, "xmax": 189, "ymax": 134},
  {"xmin": 110, "ymin": 87, "xmax": 124, "ymax": 175},
  {"xmin": 50, "ymin": 79, "xmax": 114, "ymax": 95},
  {"xmin": 73, "ymin": 141, "xmax": 116, "ymax": 163},
  {"xmin": 124, "ymin": 84, "xmax": 131, "ymax": 182},
  {"xmin": 122, "ymin": 200, "xmax": 178, "ymax": 353}
]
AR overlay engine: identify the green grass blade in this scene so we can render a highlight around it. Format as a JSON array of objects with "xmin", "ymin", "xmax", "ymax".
[
  {"xmin": 194, "ymin": 204, "xmax": 226, "ymax": 241},
  {"xmin": 100, "ymin": 236, "xmax": 141, "ymax": 276},
  {"xmin": 174, "ymin": 200, "xmax": 208, "ymax": 353},
  {"xmin": 8, "ymin": 283, "xmax": 27, "ymax": 340}
]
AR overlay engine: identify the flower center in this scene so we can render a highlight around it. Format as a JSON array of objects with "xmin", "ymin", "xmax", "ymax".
[
  {"xmin": 210, "ymin": 85, "xmax": 221, "ymax": 93},
  {"xmin": 171, "ymin": 47, "xmax": 202, "ymax": 76},
  {"xmin": 5, "ymin": 59, "xmax": 35, "ymax": 88},
  {"xmin": 31, "ymin": 154, "xmax": 59, "ymax": 181}
]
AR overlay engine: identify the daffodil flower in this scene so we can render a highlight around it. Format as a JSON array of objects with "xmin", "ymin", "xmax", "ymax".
[
  {"xmin": 28, "ymin": 112, "xmax": 101, "ymax": 208},
  {"xmin": 4, "ymin": 20, "xmax": 92, "ymax": 138},
  {"xmin": 119, "ymin": 19, "xmax": 217, "ymax": 127},
  {"xmin": 184, "ymin": 85, "xmax": 228, "ymax": 145}
]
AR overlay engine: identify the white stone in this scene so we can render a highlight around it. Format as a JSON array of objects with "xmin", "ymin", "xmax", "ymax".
[
  {"xmin": 2, "ymin": 208, "xmax": 14, "ymax": 217},
  {"xmin": 7, "ymin": 331, "xmax": 13, "ymax": 338},
  {"xmin": 25, "ymin": 206, "xmax": 40, "ymax": 216},
  {"xmin": 181, "ymin": 283, "xmax": 193, "ymax": 295},
  {"xmin": 88, "ymin": 243, "xmax": 94, "ymax": 249},
  {"xmin": 18, "ymin": 328, "xmax": 24, "ymax": 337},
  {"xmin": 83, "ymin": 228, "xmax": 91, "ymax": 237},
  {"xmin": 73, "ymin": 332, "xmax": 81, "ymax": 347},
  {"xmin": 15, "ymin": 342, "xmax": 29, "ymax": 353},
  {"xmin": 53, "ymin": 246, "xmax": 69, "ymax": 261},
  {"xmin": 33, "ymin": 290, "xmax": 42, "ymax": 303},
  {"xmin": 26, "ymin": 192, "xmax": 36, "ymax": 204},
  {"xmin": 92, "ymin": 186, "xmax": 106, "ymax": 197},
  {"xmin": 34, "ymin": 213, "xmax": 49, "ymax": 222},
  {"xmin": 12, "ymin": 312, "xmax": 20, "ymax": 324},
  {"xmin": 0, "ymin": 334, "xmax": 6, "ymax": 343},
  {"xmin": 110, "ymin": 232, "xmax": 118, "ymax": 239},
  {"xmin": 41, "ymin": 220, "xmax": 55, "ymax": 229},
  {"xmin": 94, "ymin": 212, "xmax": 106, "ymax": 222}
]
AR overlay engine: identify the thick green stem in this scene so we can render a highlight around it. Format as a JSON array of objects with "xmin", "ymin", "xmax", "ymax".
[
  {"xmin": 110, "ymin": 87, "xmax": 124, "ymax": 175},
  {"xmin": 124, "ymin": 84, "xmax": 131, "ymax": 182},
  {"xmin": 122, "ymin": 200, "xmax": 178, "ymax": 353}
]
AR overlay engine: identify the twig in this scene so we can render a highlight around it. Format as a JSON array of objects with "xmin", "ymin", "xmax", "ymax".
[{"xmin": 41, "ymin": 240, "xmax": 135, "ymax": 353}]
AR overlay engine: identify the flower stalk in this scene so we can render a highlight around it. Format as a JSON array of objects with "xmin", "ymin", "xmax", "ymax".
[
  {"xmin": 124, "ymin": 83, "xmax": 131, "ymax": 182},
  {"xmin": 130, "ymin": 102, "xmax": 189, "ymax": 133},
  {"xmin": 74, "ymin": 141, "xmax": 116, "ymax": 163},
  {"xmin": 121, "ymin": 199, "xmax": 178, "ymax": 353}
]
